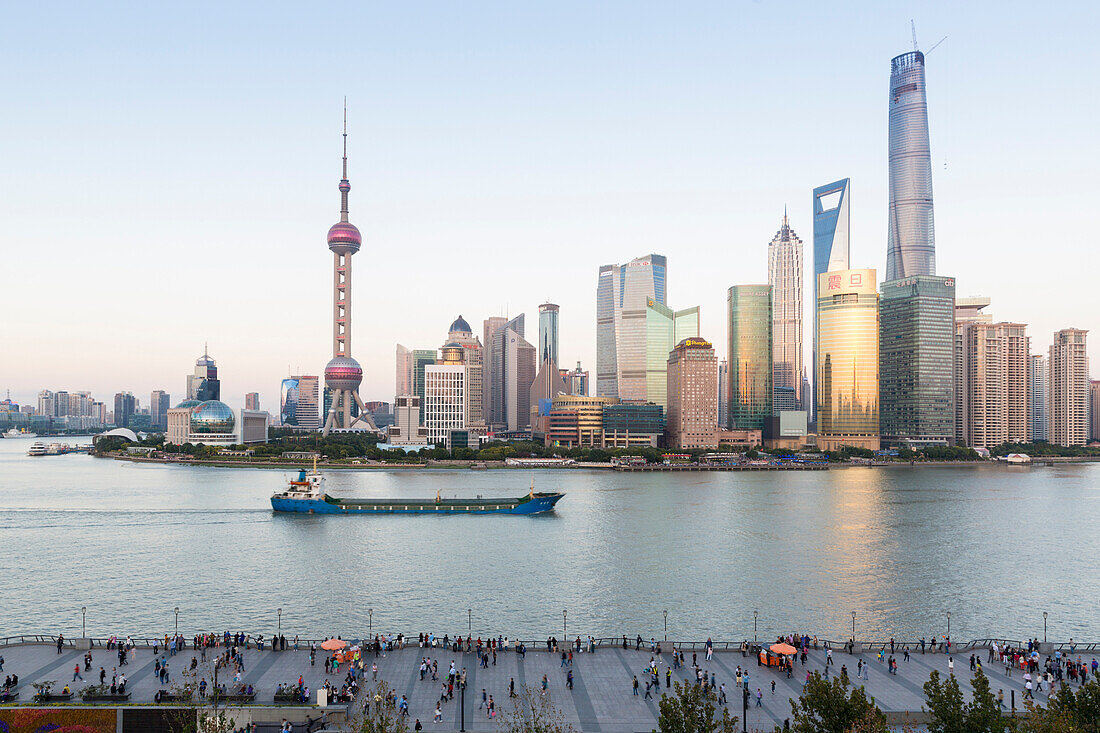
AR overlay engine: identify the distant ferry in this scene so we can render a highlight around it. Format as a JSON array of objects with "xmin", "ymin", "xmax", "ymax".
[
  {"xmin": 26, "ymin": 442, "xmax": 87, "ymax": 456},
  {"xmin": 3, "ymin": 428, "xmax": 37, "ymax": 439},
  {"xmin": 270, "ymin": 462, "xmax": 563, "ymax": 515}
]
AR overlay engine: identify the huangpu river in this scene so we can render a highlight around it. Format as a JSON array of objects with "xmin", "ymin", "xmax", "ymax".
[{"xmin": 1, "ymin": 437, "xmax": 1097, "ymax": 642}]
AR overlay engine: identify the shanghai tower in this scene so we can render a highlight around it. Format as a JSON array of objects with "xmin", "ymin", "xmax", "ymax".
[{"xmin": 886, "ymin": 51, "xmax": 936, "ymax": 280}]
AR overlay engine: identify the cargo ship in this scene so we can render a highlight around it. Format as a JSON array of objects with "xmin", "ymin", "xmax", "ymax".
[{"xmin": 270, "ymin": 463, "xmax": 563, "ymax": 515}]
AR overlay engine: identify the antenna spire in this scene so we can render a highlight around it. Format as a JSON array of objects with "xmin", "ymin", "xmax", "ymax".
[
  {"xmin": 911, "ymin": 20, "xmax": 919, "ymax": 51},
  {"xmin": 338, "ymin": 98, "xmax": 351, "ymax": 223}
]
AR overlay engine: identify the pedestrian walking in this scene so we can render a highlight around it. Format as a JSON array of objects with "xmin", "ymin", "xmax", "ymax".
[
  {"xmin": 756, "ymin": 688, "xmax": 763, "ymax": 707},
  {"xmin": 633, "ymin": 676, "xmax": 639, "ymax": 696}
]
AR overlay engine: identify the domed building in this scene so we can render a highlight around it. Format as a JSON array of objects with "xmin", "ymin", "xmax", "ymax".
[{"xmin": 166, "ymin": 399, "xmax": 268, "ymax": 447}]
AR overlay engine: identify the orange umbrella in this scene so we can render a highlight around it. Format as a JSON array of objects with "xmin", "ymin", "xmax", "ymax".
[
  {"xmin": 320, "ymin": 639, "xmax": 347, "ymax": 651},
  {"xmin": 769, "ymin": 643, "xmax": 798, "ymax": 655}
]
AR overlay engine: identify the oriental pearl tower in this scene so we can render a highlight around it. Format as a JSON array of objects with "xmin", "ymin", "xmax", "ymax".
[{"xmin": 322, "ymin": 104, "xmax": 377, "ymax": 435}]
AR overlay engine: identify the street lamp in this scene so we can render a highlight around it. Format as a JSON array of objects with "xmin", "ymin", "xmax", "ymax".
[
  {"xmin": 946, "ymin": 612, "xmax": 951, "ymax": 639},
  {"xmin": 81, "ymin": 606, "xmax": 87, "ymax": 639},
  {"xmin": 468, "ymin": 608, "xmax": 472, "ymax": 632},
  {"xmin": 174, "ymin": 607, "xmax": 180, "ymax": 636},
  {"xmin": 1043, "ymin": 612, "xmax": 1048, "ymax": 643},
  {"xmin": 278, "ymin": 608, "xmax": 282, "ymax": 636},
  {"xmin": 851, "ymin": 611, "xmax": 856, "ymax": 640},
  {"xmin": 663, "ymin": 610, "xmax": 668, "ymax": 642},
  {"xmin": 563, "ymin": 609, "xmax": 567, "ymax": 638},
  {"xmin": 368, "ymin": 608, "xmax": 373, "ymax": 632},
  {"xmin": 753, "ymin": 610, "xmax": 758, "ymax": 642}
]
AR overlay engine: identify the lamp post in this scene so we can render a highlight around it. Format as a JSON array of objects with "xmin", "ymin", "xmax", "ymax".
[
  {"xmin": 753, "ymin": 610, "xmax": 758, "ymax": 642},
  {"xmin": 81, "ymin": 606, "xmax": 87, "ymax": 640},
  {"xmin": 1043, "ymin": 612, "xmax": 1048, "ymax": 643},
  {"xmin": 742, "ymin": 684, "xmax": 749, "ymax": 733},
  {"xmin": 368, "ymin": 608, "xmax": 373, "ymax": 632},
  {"xmin": 851, "ymin": 611, "xmax": 856, "ymax": 640},
  {"xmin": 663, "ymin": 610, "xmax": 668, "ymax": 642},
  {"xmin": 278, "ymin": 608, "xmax": 282, "ymax": 636},
  {"xmin": 468, "ymin": 608, "xmax": 472, "ymax": 632},
  {"xmin": 946, "ymin": 612, "xmax": 951, "ymax": 640},
  {"xmin": 563, "ymin": 609, "xmax": 567, "ymax": 638},
  {"xmin": 174, "ymin": 607, "xmax": 179, "ymax": 636}
]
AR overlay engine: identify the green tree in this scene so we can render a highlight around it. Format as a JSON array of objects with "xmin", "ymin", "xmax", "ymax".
[
  {"xmin": 923, "ymin": 669, "xmax": 1006, "ymax": 733},
  {"xmin": 654, "ymin": 680, "xmax": 738, "ymax": 733},
  {"xmin": 1021, "ymin": 678, "xmax": 1100, "ymax": 733},
  {"xmin": 789, "ymin": 672, "xmax": 887, "ymax": 733}
]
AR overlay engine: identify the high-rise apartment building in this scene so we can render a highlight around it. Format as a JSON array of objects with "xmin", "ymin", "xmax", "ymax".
[
  {"xmin": 878, "ymin": 275, "xmax": 955, "ymax": 447},
  {"xmin": 245, "ymin": 392, "xmax": 260, "ymax": 411},
  {"xmin": 812, "ymin": 179, "xmax": 851, "ymax": 418},
  {"xmin": 538, "ymin": 303, "xmax": 560, "ymax": 366},
  {"xmin": 886, "ymin": 50, "xmax": 936, "ymax": 280},
  {"xmin": 113, "ymin": 392, "xmax": 136, "ymax": 429},
  {"xmin": 727, "ymin": 285, "xmax": 773, "ymax": 430},
  {"xmin": 37, "ymin": 390, "xmax": 55, "ymax": 418},
  {"xmin": 955, "ymin": 321, "xmax": 1030, "ymax": 449},
  {"xmin": 666, "ymin": 337, "xmax": 718, "ymax": 449},
  {"xmin": 999, "ymin": 323, "xmax": 1030, "ymax": 445},
  {"xmin": 816, "ymin": 269, "xmax": 880, "ymax": 451},
  {"xmin": 1090, "ymin": 380, "xmax": 1100, "ymax": 442},
  {"xmin": 717, "ymin": 359, "xmax": 728, "ymax": 429},
  {"xmin": 187, "ymin": 348, "xmax": 221, "ymax": 402},
  {"xmin": 1028, "ymin": 354, "xmax": 1049, "ymax": 443},
  {"xmin": 150, "ymin": 390, "xmax": 171, "ymax": 431},
  {"xmin": 1049, "ymin": 328, "xmax": 1089, "ymax": 446},
  {"xmin": 645, "ymin": 299, "xmax": 700, "ymax": 408},
  {"xmin": 424, "ymin": 343, "xmax": 467, "ymax": 447},
  {"xmin": 767, "ymin": 213, "xmax": 803, "ymax": 408},
  {"xmin": 596, "ymin": 254, "xmax": 667, "ymax": 400}
]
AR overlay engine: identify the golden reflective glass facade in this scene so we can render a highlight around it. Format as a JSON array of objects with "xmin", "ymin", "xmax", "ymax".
[{"xmin": 816, "ymin": 269, "xmax": 880, "ymax": 448}]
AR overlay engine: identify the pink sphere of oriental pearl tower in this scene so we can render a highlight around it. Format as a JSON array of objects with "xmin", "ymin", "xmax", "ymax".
[{"xmin": 322, "ymin": 103, "xmax": 375, "ymax": 435}]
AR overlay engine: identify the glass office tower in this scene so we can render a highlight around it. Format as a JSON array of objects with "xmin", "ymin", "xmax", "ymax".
[
  {"xmin": 879, "ymin": 275, "xmax": 956, "ymax": 447},
  {"xmin": 645, "ymin": 299, "xmax": 699, "ymax": 408},
  {"xmin": 596, "ymin": 254, "xmax": 668, "ymax": 400},
  {"xmin": 812, "ymin": 179, "xmax": 850, "ymax": 420},
  {"xmin": 816, "ymin": 269, "xmax": 880, "ymax": 450},
  {"xmin": 538, "ymin": 303, "xmax": 560, "ymax": 366},
  {"xmin": 726, "ymin": 285, "xmax": 773, "ymax": 430},
  {"xmin": 887, "ymin": 51, "xmax": 936, "ymax": 280}
]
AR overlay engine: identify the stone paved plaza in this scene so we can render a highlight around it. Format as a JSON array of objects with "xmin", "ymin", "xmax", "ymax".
[{"xmin": 0, "ymin": 640, "xmax": 1072, "ymax": 731}]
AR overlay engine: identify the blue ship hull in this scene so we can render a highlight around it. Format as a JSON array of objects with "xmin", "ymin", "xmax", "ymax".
[{"xmin": 270, "ymin": 492, "xmax": 563, "ymax": 515}]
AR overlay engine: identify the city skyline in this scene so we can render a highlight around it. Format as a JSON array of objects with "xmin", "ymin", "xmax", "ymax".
[{"xmin": 3, "ymin": 2, "xmax": 1098, "ymax": 408}]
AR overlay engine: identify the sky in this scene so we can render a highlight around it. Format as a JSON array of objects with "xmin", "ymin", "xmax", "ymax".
[{"xmin": 2, "ymin": 0, "xmax": 1098, "ymax": 411}]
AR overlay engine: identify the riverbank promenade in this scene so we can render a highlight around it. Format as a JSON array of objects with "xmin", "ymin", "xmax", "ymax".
[{"xmin": 0, "ymin": 637, "xmax": 1089, "ymax": 731}]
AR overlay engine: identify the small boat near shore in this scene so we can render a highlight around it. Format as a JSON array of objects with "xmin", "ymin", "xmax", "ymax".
[
  {"xmin": 3, "ymin": 428, "xmax": 37, "ymax": 439},
  {"xmin": 270, "ymin": 461, "xmax": 563, "ymax": 515}
]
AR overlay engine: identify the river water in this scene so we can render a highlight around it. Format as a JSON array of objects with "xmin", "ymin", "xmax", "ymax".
[{"xmin": 1, "ymin": 437, "xmax": 1097, "ymax": 642}]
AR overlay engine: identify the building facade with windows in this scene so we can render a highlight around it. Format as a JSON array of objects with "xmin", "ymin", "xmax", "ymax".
[
  {"xmin": 768, "ymin": 213, "xmax": 803, "ymax": 409},
  {"xmin": 1049, "ymin": 328, "xmax": 1089, "ymax": 446},
  {"xmin": 815, "ymin": 268, "xmax": 880, "ymax": 451},
  {"xmin": 727, "ymin": 285, "xmax": 773, "ymax": 430},
  {"xmin": 596, "ymin": 254, "xmax": 667, "ymax": 400},
  {"xmin": 645, "ymin": 299, "xmax": 699, "ymax": 409},
  {"xmin": 878, "ymin": 275, "xmax": 955, "ymax": 447},
  {"xmin": 666, "ymin": 337, "xmax": 718, "ymax": 449}
]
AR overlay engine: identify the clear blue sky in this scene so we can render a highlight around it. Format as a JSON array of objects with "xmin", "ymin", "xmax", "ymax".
[{"xmin": 2, "ymin": 0, "xmax": 1097, "ymax": 409}]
